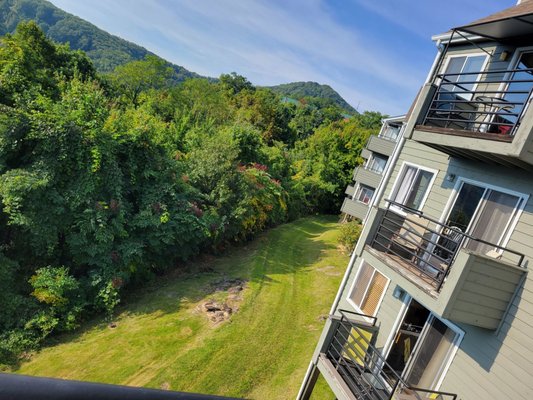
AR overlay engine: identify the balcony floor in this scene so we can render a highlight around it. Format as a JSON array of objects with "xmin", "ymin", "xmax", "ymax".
[
  {"xmin": 364, "ymin": 245, "xmax": 439, "ymax": 297},
  {"xmin": 414, "ymin": 124, "xmax": 513, "ymax": 142}
]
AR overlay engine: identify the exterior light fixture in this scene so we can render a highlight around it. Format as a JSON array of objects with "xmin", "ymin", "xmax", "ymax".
[
  {"xmin": 500, "ymin": 50, "xmax": 510, "ymax": 61},
  {"xmin": 446, "ymin": 173, "xmax": 456, "ymax": 182}
]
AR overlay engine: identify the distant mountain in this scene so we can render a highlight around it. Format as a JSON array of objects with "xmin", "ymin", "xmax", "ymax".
[
  {"xmin": 268, "ymin": 82, "xmax": 356, "ymax": 113},
  {"xmin": 1, "ymin": 0, "xmax": 356, "ymax": 110},
  {"xmin": 0, "ymin": 0, "xmax": 201, "ymax": 81}
]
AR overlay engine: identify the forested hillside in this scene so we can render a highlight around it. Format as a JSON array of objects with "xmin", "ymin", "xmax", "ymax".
[
  {"xmin": 0, "ymin": 22, "xmax": 382, "ymax": 365},
  {"xmin": 268, "ymin": 81, "xmax": 357, "ymax": 113},
  {"xmin": 0, "ymin": 0, "xmax": 200, "ymax": 80},
  {"xmin": 0, "ymin": 0, "xmax": 357, "ymax": 110}
]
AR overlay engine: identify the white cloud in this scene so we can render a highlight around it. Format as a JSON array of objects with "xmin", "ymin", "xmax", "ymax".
[{"xmin": 49, "ymin": 0, "xmax": 511, "ymax": 114}]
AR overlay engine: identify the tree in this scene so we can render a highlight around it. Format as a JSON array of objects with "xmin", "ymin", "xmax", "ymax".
[
  {"xmin": 291, "ymin": 117, "xmax": 378, "ymax": 213},
  {"xmin": 110, "ymin": 55, "xmax": 173, "ymax": 105},
  {"xmin": 219, "ymin": 72, "xmax": 254, "ymax": 95},
  {"xmin": 0, "ymin": 20, "xmax": 95, "ymax": 105},
  {"xmin": 235, "ymin": 88, "xmax": 294, "ymax": 143}
]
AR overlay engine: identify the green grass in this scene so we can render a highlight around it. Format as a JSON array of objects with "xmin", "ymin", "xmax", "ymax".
[{"xmin": 15, "ymin": 216, "xmax": 346, "ymax": 399}]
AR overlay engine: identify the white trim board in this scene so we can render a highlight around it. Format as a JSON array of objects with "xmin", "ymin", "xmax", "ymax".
[{"xmin": 388, "ymin": 161, "xmax": 439, "ymax": 214}]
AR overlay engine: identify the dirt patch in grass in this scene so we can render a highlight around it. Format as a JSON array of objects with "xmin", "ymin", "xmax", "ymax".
[
  {"xmin": 316, "ymin": 265, "xmax": 342, "ymax": 276},
  {"xmin": 197, "ymin": 278, "xmax": 247, "ymax": 325}
]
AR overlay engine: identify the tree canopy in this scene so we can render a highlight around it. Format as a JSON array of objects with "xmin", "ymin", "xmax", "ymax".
[{"xmin": 0, "ymin": 22, "xmax": 385, "ymax": 365}]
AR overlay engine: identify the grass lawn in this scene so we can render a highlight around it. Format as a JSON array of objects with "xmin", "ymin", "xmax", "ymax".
[{"xmin": 15, "ymin": 216, "xmax": 346, "ymax": 399}]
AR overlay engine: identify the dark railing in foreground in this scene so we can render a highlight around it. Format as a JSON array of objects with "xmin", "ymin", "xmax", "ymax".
[
  {"xmin": 0, "ymin": 373, "xmax": 242, "ymax": 400},
  {"xmin": 325, "ymin": 310, "xmax": 457, "ymax": 400},
  {"xmin": 371, "ymin": 201, "xmax": 525, "ymax": 292},
  {"xmin": 421, "ymin": 67, "xmax": 533, "ymax": 138}
]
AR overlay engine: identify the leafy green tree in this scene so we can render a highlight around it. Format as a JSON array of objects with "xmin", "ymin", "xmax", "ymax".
[
  {"xmin": 0, "ymin": 20, "xmax": 95, "ymax": 105},
  {"xmin": 0, "ymin": 22, "xmax": 387, "ymax": 364},
  {"xmin": 110, "ymin": 55, "xmax": 173, "ymax": 105},
  {"xmin": 235, "ymin": 88, "xmax": 294, "ymax": 143},
  {"xmin": 356, "ymin": 111, "xmax": 387, "ymax": 130},
  {"xmin": 291, "ymin": 117, "xmax": 378, "ymax": 213},
  {"xmin": 219, "ymin": 72, "xmax": 254, "ymax": 95}
]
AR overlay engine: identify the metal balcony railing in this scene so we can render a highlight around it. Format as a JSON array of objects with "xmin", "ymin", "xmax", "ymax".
[
  {"xmin": 378, "ymin": 126, "xmax": 401, "ymax": 142},
  {"xmin": 364, "ymin": 164, "xmax": 386, "ymax": 175},
  {"xmin": 421, "ymin": 68, "xmax": 533, "ymax": 138},
  {"xmin": 325, "ymin": 310, "xmax": 457, "ymax": 400},
  {"xmin": 370, "ymin": 201, "xmax": 525, "ymax": 292}
]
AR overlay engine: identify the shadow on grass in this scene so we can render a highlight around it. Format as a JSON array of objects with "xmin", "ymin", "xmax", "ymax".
[{"xmin": 26, "ymin": 215, "xmax": 340, "ymax": 359}]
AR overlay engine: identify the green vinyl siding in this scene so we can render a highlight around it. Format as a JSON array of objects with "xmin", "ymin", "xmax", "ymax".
[
  {"xmin": 340, "ymin": 198, "xmax": 368, "ymax": 220},
  {"xmin": 371, "ymin": 138, "xmax": 533, "ymax": 399},
  {"xmin": 353, "ymin": 166, "xmax": 382, "ymax": 189},
  {"xmin": 366, "ymin": 135, "xmax": 396, "ymax": 156}
]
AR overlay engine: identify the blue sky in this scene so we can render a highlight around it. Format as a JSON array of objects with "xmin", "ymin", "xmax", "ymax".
[{"xmin": 50, "ymin": 0, "xmax": 516, "ymax": 115}]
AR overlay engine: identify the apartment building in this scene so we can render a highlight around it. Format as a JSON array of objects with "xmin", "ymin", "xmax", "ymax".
[
  {"xmin": 298, "ymin": 2, "xmax": 533, "ymax": 399},
  {"xmin": 341, "ymin": 116, "xmax": 404, "ymax": 223}
]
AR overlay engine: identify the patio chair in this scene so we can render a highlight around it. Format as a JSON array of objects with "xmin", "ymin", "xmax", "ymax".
[
  {"xmin": 389, "ymin": 214, "xmax": 430, "ymax": 262},
  {"xmin": 419, "ymin": 227, "xmax": 463, "ymax": 280}
]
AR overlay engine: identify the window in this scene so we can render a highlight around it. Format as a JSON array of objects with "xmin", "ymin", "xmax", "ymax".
[
  {"xmin": 366, "ymin": 153, "xmax": 388, "ymax": 174},
  {"xmin": 404, "ymin": 315, "xmax": 460, "ymax": 389},
  {"xmin": 380, "ymin": 124, "xmax": 401, "ymax": 141},
  {"xmin": 354, "ymin": 184, "xmax": 375, "ymax": 205},
  {"xmin": 349, "ymin": 262, "xmax": 388, "ymax": 316},
  {"xmin": 385, "ymin": 299, "xmax": 463, "ymax": 391},
  {"xmin": 445, "ymin": 179, "xmax": 527, "ymax": 255},
  {"xmin": 441, "ymin": 54, "xmax": 487, "ymax": 100},
  {"xmin": 502, "ymin": 50, "xmax": 533, "ymax": 126},
  {"xmin": 392, "ymin": 164, "xmax": 435, "ymax": 210}
]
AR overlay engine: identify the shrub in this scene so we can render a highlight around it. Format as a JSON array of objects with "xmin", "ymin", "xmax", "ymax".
[{"xmin": 338, "ymin": 220, "xmax": 362, "ymax": 252}]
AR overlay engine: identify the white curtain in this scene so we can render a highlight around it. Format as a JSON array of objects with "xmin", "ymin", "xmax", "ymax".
[
  {"xmin": 466, "ymin": 190, "xmax": 519, "ymax": 254},
  {"xmin": 394, "ymin": 166, "xmax": 416, "ymax": 205}
]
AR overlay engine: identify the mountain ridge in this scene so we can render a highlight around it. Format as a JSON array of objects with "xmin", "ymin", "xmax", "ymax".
[
  {"xmin": 0, "ymin": 0, "xmax": 356, "ymax": 111},
  {"xmin": 267, "ymin": 81, "xmax": 356, "ymax": 113}
]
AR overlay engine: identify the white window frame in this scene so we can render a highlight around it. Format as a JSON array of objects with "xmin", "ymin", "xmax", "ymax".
[
  {"xmin": 402, "ymin": 310, "xmax": 464, "ymax": 391},
  {"xmin": 439, "ymin": 52, "xmax": 489, "ymax": 100},
  {"xmin": 389, "ymin": 162, "xmax": 438, "ymax": 214},
  {"xmin": 354, "ymin": 184, "xmax": 375, "ymax": 205},
  {"xmin": 439, "ymin": 176, "xmax": 529, "ymax": 253},
  {"xmin": 381, "ymin": 295, "xmax": 464, "ymax": 392},
  {"xmin": 496, "ymin": 46, "xmax": 533, "ymax": 94},
  {"xmin": 494, "ymin": 47, "xmax": 533, "ymax": 127},
  {"xmin": 347, "ymin": 259, "xmax": 390, "ymax": 318},
  {"xmin": 379, "ymin": 124, "xmax": 401, "ymax": 142},
  {"xmin": 366, "ymin": 153, "xmax": 388, "ymax": 174}
]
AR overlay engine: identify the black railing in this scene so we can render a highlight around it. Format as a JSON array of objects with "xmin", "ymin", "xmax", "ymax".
[
  {"xmin": 422, "ymin": 67, "xmax": 533, "ymax": 137},
  {"xmin": 371, "ymin": 201, "xmax": 525, "ymax": 291},
  {"xmin": 0, "ymin": 373, "xmax": 242, "ymax": 400},
  {"xmin": 325, "ymin": 310, "xmax": 457, "ymax": 400}
]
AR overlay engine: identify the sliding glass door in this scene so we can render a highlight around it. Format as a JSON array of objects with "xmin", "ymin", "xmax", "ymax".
[
  {"xmin": 385, "ymin": 299, "xmax": 461, "ymax": 391},
  {"xmin": 403, "ymin": 316, "xmax": 458, "ymax": 389},
  {"xmin": 445, "ymin": 181, "xmax": 524, "ymax": 255}
]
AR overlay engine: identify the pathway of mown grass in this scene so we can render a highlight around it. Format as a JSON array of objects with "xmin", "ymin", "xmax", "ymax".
[{"xmin": 16, "ymin": 216, "xmax": 346, "ymax": 399}]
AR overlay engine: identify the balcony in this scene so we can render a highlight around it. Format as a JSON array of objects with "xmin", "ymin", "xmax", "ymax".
[
  {"xmin": 366, "ymin": 135, "xmax": 396, "ymax": 157},
  {"xmin": 407, "ymin": 66, "xmax": 533, "ymax": 168},
  {"xmin": 353, "ymin": 166, "xmax": 382, "ymax": 189},
  {"xmin": 379, "ymin": 125, "xmax": 401, "ymax": 142},
  {"xmin": 318, "ymin": 310, "xmax": 457, "ymax": 400},
  {"xmin": 345, "ymin": 184, "xmax": 356, "ymax": 197},
  {"xmin": 362, "ymin": 201, "xmax": 526, "ymax": 329},
  {"xmin": 341, "ymin": 198, "xmax": 369, "ymax": 221}
]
